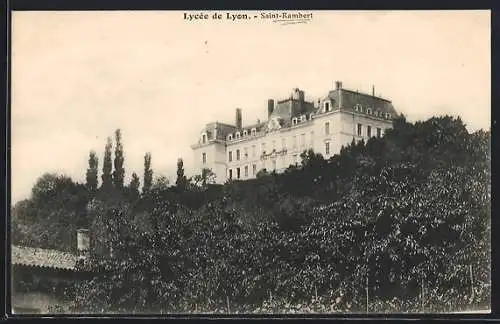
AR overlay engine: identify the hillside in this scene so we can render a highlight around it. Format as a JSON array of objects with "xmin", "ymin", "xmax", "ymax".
[{"xmin": 11, "ymin": 115, "xmax": 491, "ymax": 313}]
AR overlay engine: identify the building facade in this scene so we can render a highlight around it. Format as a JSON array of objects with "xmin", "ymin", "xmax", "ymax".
[{"xmin": 191, "ymin": 81, "xmax": 398, "ymax": 183}]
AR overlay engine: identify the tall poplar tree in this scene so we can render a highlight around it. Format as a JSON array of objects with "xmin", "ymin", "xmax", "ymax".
[
  {"xmin": 175, "ymin": 158, "xmax": 188, "ymax": 190},
  {"xmin": 112, "ymin": 129, "xmax": 125, "ymax": 189},
  {"xmin": 85, "ymin": 150, "xmax": 99, "ymax": 193},
  {"xmin": 129, "ymin": 172, "xmax": 140, "ymax": 200},
  {"xmin": 101, "ymin": 137, "xmax": 113, "ymax": 190},
  {"xmin": 143, "ymin": 152, "xmax": 153, "ymax": 195}
]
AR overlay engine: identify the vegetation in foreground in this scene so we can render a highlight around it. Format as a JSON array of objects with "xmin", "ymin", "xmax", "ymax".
[{"xmin": 12, "ymin": 116, "xmax": 491, "ymax": 313}]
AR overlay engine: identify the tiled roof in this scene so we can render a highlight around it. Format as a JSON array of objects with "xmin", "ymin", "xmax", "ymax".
[{"xmin": 12, "ymin": 245, "xmax": 78, "ymax": 271}]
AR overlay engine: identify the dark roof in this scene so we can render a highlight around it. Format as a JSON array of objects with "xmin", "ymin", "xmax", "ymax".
[
  {"xmin": 327, "ymin": 88, "xmax": 398, "ymax": 116},
  {"xmin": 271, "ymin": 99, "xmax": 316, "ymax": 127},
  {"xmin": 242, "ymin": 121, "xmax": 267, "ymax": 132},
  {"xmin": 12, "ymin": 245, "xmax": 78, "ymax": 271}
]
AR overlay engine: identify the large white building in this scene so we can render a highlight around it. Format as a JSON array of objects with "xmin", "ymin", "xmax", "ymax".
[{"xmin": 191, "ymin": 81, "xmax": 398, "ymax": 183}]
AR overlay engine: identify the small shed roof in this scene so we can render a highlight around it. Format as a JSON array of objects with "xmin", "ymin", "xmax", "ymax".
[{"xmin": 12, "ymin": 245, "xmax": 78, "ymax": 271}]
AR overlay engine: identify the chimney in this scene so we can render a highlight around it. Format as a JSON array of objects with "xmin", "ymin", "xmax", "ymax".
[
  {"xmin": 77, "ymin": 228, "xmax": 90, "ymax": 258},
  {"xmin": 336, "ymin": 81, "xmax": 343, "ymax": 109},
  {"xmin": 235, "ymin": 108, "xmax": 242, "ymax": 129},
  {"xmin": 267, "ymin": 99, "xmax": 274, "ymax": 117}
]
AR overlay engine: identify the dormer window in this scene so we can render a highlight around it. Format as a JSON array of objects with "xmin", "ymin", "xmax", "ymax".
[
  {"xmin": 201, "ymin": 134, "xmax": 207, "ymax": 144},
  {"xmin": 227, "ymin": 134, "xmax": 233, "ymax": 141},
  {"xmin": 251, "ymin": 128, "xmax": 256, "ymax": 136},
  {"xmin": 235, "ymin": 132, "xmax": 241, "ymax": 139},
  {"xmin": 367, "ymin": 108, "xmax": 372, "ymax": 115},
  {"xmin": 309, "ymin": 113, "xmax": 314, "ymax": 120},
  {"xmin": 386, "ymin": 113, "xmax": 392, "ymax": 119},
  {"xmin": 324, "ymin": 101, "xmax": 330, "ymax": 112},
  {"xmin": 374, "ymin": 110, "xmax": 379, "ymax": 117},
  {"xmin": 243, "ymin": 130, "xmax": 248, "ymax": 137},
  {"xmin": 292, "ymin": 117, "xmax": 298, "ymax": 125},
  {"xmin": 354, "ymin": 104, "xmax": 361, "ymax": 112},
  {"xmin": 300, "ymin": 115, "xmax": 306, "ymax": 122}
]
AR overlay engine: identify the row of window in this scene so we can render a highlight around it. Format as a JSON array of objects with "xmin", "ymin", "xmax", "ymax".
[
  {"xmin": 227, "ymin": 128, "xmax": 258, "ymax": 141},
  {"xmin": 228, "ymin": 134, "xmax": 316, "ymax": 162},
  {"xmin": 356, "ymin": 123, "xmax": 383, "ymax": 138},
  {"xmin": 291, "ymin": 114, "xmax": 314, "ymax": 126},
  {"xmin": 354, "ymin": 104, "xmax": 392, "ymax": 119},
  {"xmin": 228, "ymin": 144, "xmax": 339, "ymax": 180},
  {"xmin": 228, "ymin": 154, "xmax": 303, "ymax": 180},
  {"xmin": 228, "ymin": 164, "xmax": 258, "ymax": 180}
]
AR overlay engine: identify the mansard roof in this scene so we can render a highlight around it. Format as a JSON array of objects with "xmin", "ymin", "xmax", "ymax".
[{"xmin": 326, "ymin": 88, "xmax": 398, "ymax": 116}]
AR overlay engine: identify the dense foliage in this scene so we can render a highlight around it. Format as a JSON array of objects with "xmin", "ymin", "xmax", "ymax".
[{"xmin": 12, "ymin": 117, "xmax": 491, "ymax": 313}]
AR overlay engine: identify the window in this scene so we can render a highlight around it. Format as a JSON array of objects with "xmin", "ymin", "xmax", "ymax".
[
  {"xmin": 309, "ymin": 113, "xmax": 314, "ymax": 120},
  {"xmin": 244, "ymin": 147, "xmax": 248, "ymax": 159},
  {"xmin": 325, "ymin": 142, "xmax": 330, "ymax": 155},
  {"xmin": 300, "ymin": 134, "xmax": 306, "ymax": 147},
  {"xmin": 292, "ymin": 117, "xmax": 298, "ymax": 125},
  {"xmin": 202, "ymin": 134, "xmax": 207, "ymax": 144},
  {"xmin": 374, "ymin": 110, "xmax": 379, "ymax": 117},
  {"xmin": 367, "ymin": 108, "xmax": 372, "ymax": 115},
  {"xmin": 228, "ymin": 169, "xmax": 233, "ymax": 180},
  {"xmin": 244, "ymin": 165, "xmax": 249, "ymax": 177},
  {"xmin": 251, "ymin": 128, "xmax": 257, "ymax": 136},
  {"xmin": 377, "ymin": 127, "xmax": 382, "ymax": 138},
  {"xmin": 386, "ymin": 113, "xmax": 392, "ymax": 119},
  {"xmin": 325, "ymin": 102, "xmax": 330, "ymax": 112},
  {"xmin": 236, "ymin": 149, "xmax": 240, "ymax": 160},
  {"xmin": 228, "ymin": 151, "xmax": 233, "ymax": 162},
  {"xmin": 325, "ymin": 122, "xmax": 330, "ymax": 135},
  {"xmin": 236, "ymin": 167, "xmax": 241, "ymax": 179},
  {"xmin": 367, "ymin": 125, "xmax": 372, "ymax": 138},
  {"xmin": 243, "ymin": 130, "xmax": 248, "ymax": 136},
  {"xmin": 354, "ymin": 104, "xmax": 360, "ymax": 112},
  {"xmin": 228, "ymin": 134, "xmax": 233, "ymax": 141},
  {"xmin": 357, "ymin": 123, "xmax": 362, "ymax": 136},
  {"xmin": 272, "ymin": 160, "xmax": 277, "ymax": 170},
  {"xmin": 202, "ymin": 152, "xmax": 206, "ymax": 164},
  {"xmin": 282, "ymin": 138, "xmax": 286, "ymax": 149},
  {"xmin": 235, "ymin": 132, "xmax": 241, "ymax": 139},
  {"xmin": 300, "ymin": 115, "xmax": 306, "ymax": 122},
  {"xmin": 252, "ymin": 145, "xmax": 256, "ymax": 157},
  {"xmin": 261, "ymin": 143, "xmax": 266, "ymax": 153},
  {"xmin": 252, "ymin": 164, "xmax": 257, "ymax": 175}
]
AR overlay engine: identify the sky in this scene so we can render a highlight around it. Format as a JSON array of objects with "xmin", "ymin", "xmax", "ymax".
[{"xmin": 11, "ymin": 10, "xmax": 491, "ymax": 204}]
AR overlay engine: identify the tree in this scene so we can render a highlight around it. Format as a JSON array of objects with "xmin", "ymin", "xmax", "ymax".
[
  {"xmin": 175, "ymin": 158, "xmax": 188, "ymax": 190},
  {"xmin": 14, "ymin": 173, "xmax": 89, "ymax": 252},
  {"xmin": 112, "ymin": 129, "xmax": 125, "ymax": 190},
  {"xmin": 101, "ymin": 137, "xmax": 113, "ymax": 190},
  {"xmin": 86, "ymin": 150, "xmax": 99, "ymax": 193},
  {"xmin": 143, "ymin": 152, "xmax": 153, "ymax": 195},
  {"xmin": 152, "ymin": 175, "xmax": 170, "ymax": 191},
  {"xmin": 129, "ymin": 172, "xmax": 140, "ymax": 200},
  {"xmin": 256, "ymin": 168, "xmax": 269, "ymax": 178},
  {"xmin": 192, "ymin": 168, "xmax": 216, "ymax": 187}
]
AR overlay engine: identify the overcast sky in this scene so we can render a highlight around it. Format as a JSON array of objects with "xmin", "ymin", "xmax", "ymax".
[{"xmin": 11, "ymin": 10, "xmax": 490, "ymax": 204}]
